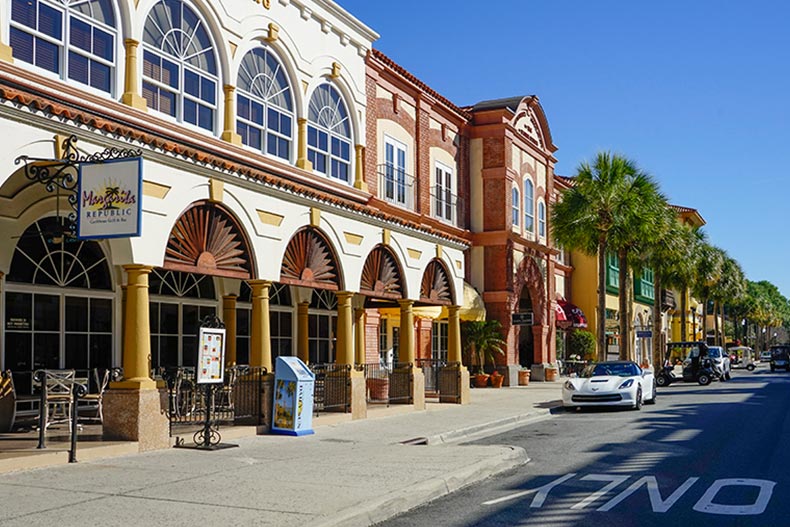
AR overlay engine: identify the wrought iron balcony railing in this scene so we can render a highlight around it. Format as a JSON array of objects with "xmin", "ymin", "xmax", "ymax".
[
  {"xmin": 430, "ymin": 186, "xmax": 462, "ymax": 226},
  {"xmin": 377, "ymin": 163, "xmax": 416, "ymax": 210}
]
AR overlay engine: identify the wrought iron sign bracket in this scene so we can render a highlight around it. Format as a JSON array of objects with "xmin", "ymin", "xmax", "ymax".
[{"xmin": 13, "ymin": 134, "xmax": 143, "ymax": 234}]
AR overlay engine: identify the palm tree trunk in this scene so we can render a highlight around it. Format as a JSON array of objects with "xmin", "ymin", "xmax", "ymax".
[
  {"xmin": 680, "ymin": 287, "xmax": 688, "ymax": 341},
  {"xmin": 714, "ymin": 300, "xmax": 721, "ymax": 346},
  {"xmin": 618, "ymin": 250, "xmax": 630, "ymax": 361},
  {"xmin": 652, "ymin": 277, "xmax": 663, "ymax": 370},
  {"xmin": 720, "ymin": 302, "xmax": 726, "ymax": 346},
  {"xmin": 597, "ymin": 239, "xmax": 608, "ymax": 361},
  {"xmin": 701, "ymin": 296, "xmax": 709, "ymax": 343}
]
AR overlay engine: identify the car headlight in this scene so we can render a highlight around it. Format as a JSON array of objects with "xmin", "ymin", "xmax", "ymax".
[
  {"xmin": 618, "ymin": 379, "xmax": 634, "ymax": 389},
  {"xmin": 564, "ymin": 380, "xmax": 576, "ymax": 391}
]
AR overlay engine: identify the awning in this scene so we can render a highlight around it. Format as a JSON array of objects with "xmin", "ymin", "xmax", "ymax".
[
  {"xmin": 558, "ymin": 300, "xmax": 587, "ymax": 329},
  {"xmin": 378, "ymin": 282, "xmax": 487, "ymax": 322},
  {"xmin": 555, "ymin": 303, "xmax": 567, "ymax": 322}
]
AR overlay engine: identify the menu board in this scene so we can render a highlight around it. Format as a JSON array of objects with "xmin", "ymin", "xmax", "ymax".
[{"xmin": 196, "ymin": 327, "xmax": 226, "ymax": 384}]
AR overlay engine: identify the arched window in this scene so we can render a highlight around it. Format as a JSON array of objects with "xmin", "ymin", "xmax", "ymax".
[
  {"xmin": 148, "ymin": 268, "xmax": 216, "ymax": 369},
  {"xmin": 307, "ymin": 84, "xmax": 352, "ymax": 182},
  {"xmin": 237, "ymin": 47, "xmax": 294, "ymax": 161},
  {"xmin": 524, "ymin": 179, "xmax": 534, "ymax": 233},
  {"xmin": 10, "ymin": 0, "xmax": 117, "ymax": 93},
  {"xmin": 538, "ymin": 200, "xmax": 546, "ymax": 237},
  {"xmin": 142, "ymin": 0, "xmax": 218, "ymax": 131},
  {"xmin": 5, "ymin": 217, "xmax": 114, "ymax": 394},
  {"xmin": 511, "ymin": 187, "xmax": 520, "ymax": 227}
]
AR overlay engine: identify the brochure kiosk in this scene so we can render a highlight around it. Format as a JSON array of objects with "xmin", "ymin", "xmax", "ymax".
[{"xmin": 272, "ymin": 357, "xmax": 315, "ymax": 436}]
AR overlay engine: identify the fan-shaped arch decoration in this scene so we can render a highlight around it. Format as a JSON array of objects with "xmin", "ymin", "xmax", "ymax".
[
  {"xmin": 280, "ymin": 228, "xmax": 341, "ymax": 290},
  {"xmin": 164, "ymin": 202, "xmax": 253, "ymax": 280},
  {"xmin": 420, "ymin": 259, "xmax": 454, "ymax": 305},
  {"xmin": 360, "ymin": 246, "xmax": 404, "ymax": 300}
]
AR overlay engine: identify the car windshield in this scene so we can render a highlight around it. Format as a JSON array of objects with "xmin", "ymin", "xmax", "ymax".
[
  {"xmin": 708, "ymin": 347, "xmax": 722, "ymax": 358},
  {"xmin": 581, "ymin": 363, "xmax": 640, "ymax": 378},
  {"xmin": 772, "ymin": 348, "xmax": 789, "ymax": 358}
]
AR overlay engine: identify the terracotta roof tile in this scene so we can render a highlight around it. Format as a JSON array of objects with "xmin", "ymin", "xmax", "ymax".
[{"xmin": 0, "ymin": 84, "xmax": 469, "ymax": 247}]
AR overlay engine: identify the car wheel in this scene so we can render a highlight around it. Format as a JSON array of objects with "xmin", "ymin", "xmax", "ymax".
[
  {"xmin": 656, "ymin": 375, "xmax": 668, "ymax": 387},
  {"xmin": 698, "ymin": 374, "xmax": 711, "ymax": 386},
  {"xmin": 747, "ymin": 364, "xmax": 755, "ymax": 371},
  {"xmin": 634, "ymin": 387, "xmax": 642, "ymax": 410},
  {"xmin": 646, "ymin": 381, "xmax": 657, "ymax": 404},
  {"xmin": 725, "ymin": 371, "xmax": 731, "ymax": 381}
]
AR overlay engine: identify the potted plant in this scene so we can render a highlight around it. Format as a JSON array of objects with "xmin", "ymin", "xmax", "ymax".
[
  {"xmin": 462, "ymin": 320, "xmax": 507, "ymax": 388},
  {"xmin": 518, "ymin": 367, "xmax": 531, "ymax": 386},
  {"xmin": 490, "ymin": 370, "xmax": 505, "ymax": 388}
]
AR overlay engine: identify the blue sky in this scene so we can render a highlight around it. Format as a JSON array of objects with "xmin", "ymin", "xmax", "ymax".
[{"xmin": 337, "ymin": 0, "xmax": 790, "ymax": 297}]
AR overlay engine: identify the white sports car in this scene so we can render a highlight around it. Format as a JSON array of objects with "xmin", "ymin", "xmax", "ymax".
[{"xmin": 562, "ymin": 361, "xmax": 656, "ymax": 410}]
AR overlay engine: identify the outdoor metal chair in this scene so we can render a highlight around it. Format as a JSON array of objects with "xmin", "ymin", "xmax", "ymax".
[{"xmin": 79, "ymin": 368, "xmax": 114, "ymax": 424}]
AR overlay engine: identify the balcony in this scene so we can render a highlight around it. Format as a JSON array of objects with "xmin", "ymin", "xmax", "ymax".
[
  {"xmin": 430, "ymin": 186, "xmax": 462, "ymax": 227},
  {"xmin": 378, "ymin": 164, "xmax": 416, "ymax": 211}
]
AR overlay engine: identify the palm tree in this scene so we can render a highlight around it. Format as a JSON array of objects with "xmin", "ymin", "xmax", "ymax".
[
  {"xmin": 461, "ymin": 320, "xmax": 507, "ymax": 374},
  {"xmin": 711, "ymin": 255, "xmax": 745, "ymax": 346},
  {"xmin": 640, "ymin": 207, "xmax": 685, "ymax": 369},
  {"xmin": 552, "ymin": 152, "xmax": 648, "ymax": 361},
  {"xmin": 693, "ymin": 244, "xmax": 725, "ymax": 344},
  {"xmin": 608, "ymin": 173, "xmax": 666, "ymax": 360},
  {"xmin": 662, "ymin": 224, "xmax": 704, "ymax": 342}
]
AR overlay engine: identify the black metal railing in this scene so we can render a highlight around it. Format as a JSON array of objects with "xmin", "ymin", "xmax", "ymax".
[
  {"xmin": 309, "ymin": 363, "xmax": 351, "ymax": 414},
  {"xmin": 360, "ymin": 362, "xmax": 414, "ymax": 405},
  {"xmin": 161, "ymin": 365, "xmax": 266, "ymax": 438},
  {"xmin": 438, "ymin": 361, "xmax": 462, "ymax": 403},
  {"xmin": 429, "ymin": 187, "xmax": 463, "ymax": 227},
  {"xmin": 559, "ymin": 360, "xmax": 589, "ymax": 377},
  {"xmin": 377, "ymin": 164, "xmax": 416, "ymax": 210},
  {"xmin": 415, "ymin": 358, "xmax": 447, "ymax": 397}
]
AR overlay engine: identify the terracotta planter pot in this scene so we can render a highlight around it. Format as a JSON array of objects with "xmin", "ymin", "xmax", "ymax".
[
  {"xmin": 545, "ymin": 367, "xmax": 558, "ymax": 382},
  {"xmin": 473, "ymin": 374, "xmax": 490, "ymax": 388},
  {"xmin": 367, "ymin": 378, "xmax": 389, "ymax": 400},
  {"xmin": 518, "ymin": 370, "xmax": 531, "ymax": 386},
  {"xmin": 490, "ymin": 373, "xmax": 505, "ymax": 388}
]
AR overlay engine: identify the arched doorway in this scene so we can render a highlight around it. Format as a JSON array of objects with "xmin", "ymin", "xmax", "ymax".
[
  {"xmin": 360, "ymin": 245, "xmax": 406, "ymax": 367},
  {"xmin": 517, "ymin": 286, "xmax": 534, "ymax": 367},
  {"xmin": 4, "ymin": 217, "xmax": 114, "ymax": 394}
]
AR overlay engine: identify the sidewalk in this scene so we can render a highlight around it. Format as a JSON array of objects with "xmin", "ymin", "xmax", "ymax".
[{"xmin": 0, "ymin": 383, "xmax": 562, "ymax": 527}]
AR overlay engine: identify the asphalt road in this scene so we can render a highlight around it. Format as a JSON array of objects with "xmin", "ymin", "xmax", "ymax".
[{"xmin": 377, "ymin": 365, "xmax": 790, "ymax": 527}]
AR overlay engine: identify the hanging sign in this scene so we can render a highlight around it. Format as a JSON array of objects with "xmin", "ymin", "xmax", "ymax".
[
  {"xmin": 196, "ymin": 327, "xmax": 226, "ymax": 384},
  {"xmin": 77, "ymin": 157, "xmax": 142, "ymax": 239}
]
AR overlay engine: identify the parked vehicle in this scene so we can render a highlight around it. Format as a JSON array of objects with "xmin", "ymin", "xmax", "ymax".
[
  {"xmin": 562, "ymin": 361, "xmax": 656, "ymax": 410},
  {"xmin": 769, "ymin": 345, "xmax": 790, "ymax": 372},
  {"xmin": 760, "ymin": 350, "xmax": 772, "ymax": 362},
  {"xmin": 730, "ymin": 346, "xmax": 757, "ymax": 371},
  {"xmin": 665, "ymin": 341, "xmax": 718, "ymax": 385},
  {"xmin": 707, "ymin": 346, "xmax": 732, "ymax": 380}
]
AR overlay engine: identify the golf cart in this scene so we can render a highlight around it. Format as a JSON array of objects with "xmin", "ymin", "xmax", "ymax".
[
  {"xmin": 657, "ymin": 341, "xmax": 718, "ymax": 386},
  {"xmin": 729, "ymin": 346, "xmax": 756, "ymax": 371}
]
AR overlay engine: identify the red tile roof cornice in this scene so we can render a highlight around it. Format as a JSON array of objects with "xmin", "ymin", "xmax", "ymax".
[
  {"xmin": 369, "ymin": 49, "xmax": 471, "ymax": 120},
  {"xmin": 0, "ymin": 67, "xmax": 469, "ymax": 247}
]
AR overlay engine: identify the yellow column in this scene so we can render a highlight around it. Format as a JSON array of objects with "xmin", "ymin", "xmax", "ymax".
[
  {"xmin": 335, "ymin": 292, "xmax": 354, "ymax": 365},
  {"xmin": 447, "ymin": 305, "xmax": 462, "ymax": 365},
  {"xmin": 222, "ymin": 295, "xmax": 237, "ymax": 366},
  {"xmin": 249, "ymin": 280, "xmax": 272, "ymax": 371},
  {"xmin": 353, "ymin": 145, "xmax": 367, "ymax": 192},
  {"xmin": 297, "ymin": 301, "xmax": 309, "ymax": 364},
  {"xmin": 399, "ymin": 300, "xmax": 415, "ymax": 364},
  {"xmin": 354, "ymin": 307, "xmax": 366, "ymax": 365},
  {"xmin": 121, "ymin": 39, "xmax": 147, "ymax": 111},
  {"xmin": 115, "ymin": 265, "xmax": 155, "ymax": 390},
  {"xmin": 295, "ymin": 118, "xmax": 313, "ymax": 171},
  {"xmin": 221, "ymin": 85, "xmax": 242, "ymax": 145}
]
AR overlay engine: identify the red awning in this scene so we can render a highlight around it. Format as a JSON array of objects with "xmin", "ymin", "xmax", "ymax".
[
  {"xmin": 554, "ymin": 302, "xmax": 567, "ymax": 322},
  {"xmin": 558, "ymin": 300, "xmax": 588, "ymax": 329}
]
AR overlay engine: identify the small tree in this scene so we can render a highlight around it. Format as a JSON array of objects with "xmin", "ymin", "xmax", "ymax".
[
  {"xmin": 461, "ymin": 320, "xmax": 506, "ymax": 374},
  {"xmin": 568, "ymin": 330, "xmax": 597, "ymax": 361}
]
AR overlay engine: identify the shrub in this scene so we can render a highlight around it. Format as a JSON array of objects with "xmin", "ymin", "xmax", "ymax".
[{"xmin": 568, "ymin": 329, "xmax": 596, "ymax": 361}]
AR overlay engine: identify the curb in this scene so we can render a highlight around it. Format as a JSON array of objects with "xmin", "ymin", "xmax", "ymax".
[
  {"xmin": 426, "ymin": 406, "xmax": 560, "ymax": 445},
  {"xmin": 309, "ymin": 445, "xmax": 529, "ymax": 527}
]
